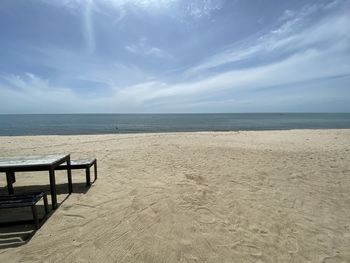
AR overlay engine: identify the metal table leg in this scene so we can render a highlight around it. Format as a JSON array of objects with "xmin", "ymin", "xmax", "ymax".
[
  {"xmin": 67, "ymin": 156, "xmax": 73, "ymax": 194},
  {"xmin": 94, "ymin": 160, "xmax": 97, "ymax": 181},
  {"xmin": 49, "ymin": 168, "xmax": 57, "ymax": 209},
  {"xmin": 6, "ymin": 171, "xmax": 15, "ymax": 195},
  {"xmin": 85, "ymin": 167, "xmax": 91, "ymax": 186}
]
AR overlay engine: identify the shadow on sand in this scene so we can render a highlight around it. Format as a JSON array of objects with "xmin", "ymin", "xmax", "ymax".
[{"xmin": 0, "ymin": 182, "xmax": 93, "ymax": 249}]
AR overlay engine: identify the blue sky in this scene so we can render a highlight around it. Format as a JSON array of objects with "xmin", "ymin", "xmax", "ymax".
[{"xmin": 0, "ymin": 0, "xmax": 349, "ymax": 113}]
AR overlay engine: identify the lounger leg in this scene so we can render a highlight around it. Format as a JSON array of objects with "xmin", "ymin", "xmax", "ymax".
[
  {"xmin": 67, "ymin": 157, "xmax": 73, "ymax": 194},
  {"xmin": 86, "ymin": 167, "xmax": 91, "ymax": 186},
  {"xmin": 43, "ymin": 194, "xmax": 49, "ymax": 214},
  {"xmin": 49, "ymin": 168, "xmax": 58, "ymax": 210},
  {"xmin": 6, "ymin": 171, "xmax": 15, "ymax": 195},
  {"xmin": 94, "ymin": 160, "xmax": 97, "ymax": 181},
  {"xmin": 31, "ymin": 205, "xmax": 39, "ymax": 229}
]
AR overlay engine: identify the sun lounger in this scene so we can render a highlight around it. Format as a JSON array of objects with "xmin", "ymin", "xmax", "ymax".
[
  {"xmin": 56, "ymin": 159, "xmax": 97, "ymax": 186},
  {"xmin": 0, "ymin": 192, "xmax": 49, "ymax": 229}
]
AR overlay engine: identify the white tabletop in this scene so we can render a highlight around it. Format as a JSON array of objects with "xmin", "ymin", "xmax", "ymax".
[{"xmin": 0, "ymin": 154, "xmax": 68, "ymax": 168}]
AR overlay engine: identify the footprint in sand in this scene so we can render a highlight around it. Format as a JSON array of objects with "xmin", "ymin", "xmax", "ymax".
[
  {"xmin": 195, "ymin": 207, "xmax": 216, "ymax": 224},
  {"xmin": 322, "ymin": 255, "xmax": 346, "ymax": 263},
  {"xmin": 129, "ymin": 189, "xmax": 138, "ymax": 196},
  {"xmin": 72, "ymin": 239, "xmax": 83, "ymax": 247},
  {"xmin": 286, "ymin": 235, "xmax": 299, "ymax": 253},
  {"xmin": 185, "ymin": 174, "xmax": 205, "ymax": 184},
  {"xmin": 234, "ymin": 243, "xmax": 262, "ymax": 257},
  {"xmin": 63, "ymin": 213, "xmax": 86, "ymax": 220},
  {"xmin": 61, "ymin": 205, "xmax": 73, "ymax": 211}
]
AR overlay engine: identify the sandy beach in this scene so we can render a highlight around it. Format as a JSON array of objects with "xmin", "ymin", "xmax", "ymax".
[{"xmin": 0, "ymin": 129, "xmax": 349, "ymax": 262}]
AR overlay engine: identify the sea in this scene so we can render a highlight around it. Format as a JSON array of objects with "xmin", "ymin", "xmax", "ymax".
[{"xmin": 0, "ymin": 113, "xmax": 350, "ymax": 136}]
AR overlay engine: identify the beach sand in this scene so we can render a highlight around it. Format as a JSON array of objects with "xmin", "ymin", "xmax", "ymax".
[{"xmin": 0, "ymin": 130, "xmax": 349, "ymax": 262}]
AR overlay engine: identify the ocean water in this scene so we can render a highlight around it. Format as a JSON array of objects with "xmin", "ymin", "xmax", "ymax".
[{"xmin": 0, "ymin": 113, "xmax": 350, "ymax": 136}]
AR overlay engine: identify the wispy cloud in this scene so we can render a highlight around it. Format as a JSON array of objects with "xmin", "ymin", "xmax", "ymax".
[
  {"xmin": 185, "ymin": 0, "xmax": 349, "ymax": 76},
  {"xmin": 119, "ymin": 46, "xmax": 350, "ymax": 103},
  {"xmin": 0, "ymin": 73, "xmax": 81, "ymax": 113},
  {"xmin": 185, "ymin": 0, "xmax": 225, "ymax": 19},
  {"xmin": 42, "ymin": 0, "xmax": 224, "ymax": 19},
  {"xmin": 1, "ymin": 0, "xmax": 349, "ymax": 113},
  {"xmin": 83, "ymin": 0, "xmax": 95, "ymax": 54},
  {"xmin": 125, "ymin": 37, "xmax": 173, "ymax": 59}
]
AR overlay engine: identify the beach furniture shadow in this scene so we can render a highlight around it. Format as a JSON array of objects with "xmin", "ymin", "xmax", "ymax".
[
  {"xmin": 0, "ymin": 182, "xmax": 93, "ymax": 248},
  {"xmin": 0, "ymin": 203, "xmax": 49, "ymax": 249}
]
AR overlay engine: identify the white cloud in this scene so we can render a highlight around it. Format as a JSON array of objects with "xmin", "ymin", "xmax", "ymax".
[
  {"xmin": 279, "ymin": 9, "xmax": 296, "ymax": 22},
  {"xmin": 41, "ymin": 0, "xmax": 224, "ymax": 19},
  {"xmin": 83, "ymin": 0, "xmax": 95, "ymax": 54},
  {"xmin": 185, "ymin": 1, "xmax": 350, "ymax": 76},
  {"xmin": 185, "ymin": 0, "xmax": 224, "ymax": 18},
  {"xmin": 116, "ymin": 43, "xmax": 350, "ymax": 104},
  {"xmin": 1, "ymin": 0, "xmax": 349, "ymax": 113},
  {"xmin": 125, "ymin": 37, "xmax": 173, "ymax": 59},
  {"xmin": 1, "ymin": 39, "xmax": 349, "ymax": 113},
  {"xmin": 2, "ymin": 3, "xmax": 350, "ymax": 113},
  {"xmin": 185, "ymin": 45, "xmax": 261, "ymax": 76},
  {"xmin": 0, "ymin": 73, "xmax": 137, "ymax": 113},
  {"xmin": 26, "ymin": 45, "xmax": 154, "ymax": 88},
  {"xmin": 0, "ymin": 74, "xmax": 81, "ymax": 113},
  {"xmin": 40, "ymin": 0, "xmax": 225, "ymax": 56}
]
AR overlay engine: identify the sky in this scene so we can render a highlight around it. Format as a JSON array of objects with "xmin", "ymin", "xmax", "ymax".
[{"xmin": 0, "ymin": 0, "xmax": 349, "ymax": 113}]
